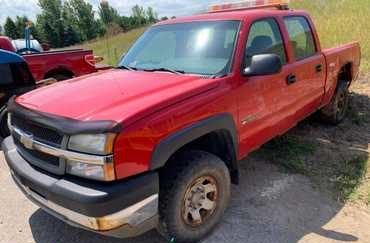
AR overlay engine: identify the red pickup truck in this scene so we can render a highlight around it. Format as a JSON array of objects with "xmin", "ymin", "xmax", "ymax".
[
  {"xmin": 2, "ymin": 2, "xmax": 360, "ymax": 243},
  {"xmin": 0, "ymin": 36, "xmax": 103, "ymax": 81}
]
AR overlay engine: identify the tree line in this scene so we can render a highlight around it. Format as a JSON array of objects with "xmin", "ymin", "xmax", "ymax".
[{"xmin": 0, "ymin": 0, "xmax": 163, "ymax": 48}]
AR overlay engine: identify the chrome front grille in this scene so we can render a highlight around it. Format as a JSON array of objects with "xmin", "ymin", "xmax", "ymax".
[
  {"xmin": 10, "ymin": 115, "xmax": 66, "ymax": 175},
  {"xmin": 11, "ymin": 115, "xmax": 63, "ymax": 147},
  {"xmin": 13, "ymin": 137, "xmax": 61, "ymax": 167}
]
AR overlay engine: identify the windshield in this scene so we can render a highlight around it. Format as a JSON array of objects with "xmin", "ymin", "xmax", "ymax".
[{"xmin": 119, "ymin": 21, "xmax": 240, "ymax": 76}]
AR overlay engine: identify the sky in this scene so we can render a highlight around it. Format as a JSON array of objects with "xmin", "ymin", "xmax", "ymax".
[{"xmin": 0, "ymin": 0, "xmax": 240, "ymax": 25}]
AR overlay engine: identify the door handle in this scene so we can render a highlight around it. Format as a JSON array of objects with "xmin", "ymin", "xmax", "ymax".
[
  {"xmin": 286, "ymin": 74, "xmax": 296, "ymax": 85},
  {"xmin": 316, "ymin": 64, "xmax": 323, "ymax": 72}
]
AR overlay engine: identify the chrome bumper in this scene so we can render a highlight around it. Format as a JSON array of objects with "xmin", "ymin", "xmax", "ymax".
[{"xmin": 12, "ymin": 171, "xmax": 158, "ymax": 232}]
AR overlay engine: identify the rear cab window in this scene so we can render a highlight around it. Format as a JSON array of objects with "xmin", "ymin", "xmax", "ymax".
[
  {"xmin": 284, "ymin": 16, "xmax": 316, "ymax": 60},
  {"xmin": 245, "ymin": 18, "xmax": 287, "ymax": 66}
]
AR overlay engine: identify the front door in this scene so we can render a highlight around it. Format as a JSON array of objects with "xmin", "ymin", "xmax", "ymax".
[{"xmin": 238, "ymin": 18, "xmax": 297, "ymax": 155}]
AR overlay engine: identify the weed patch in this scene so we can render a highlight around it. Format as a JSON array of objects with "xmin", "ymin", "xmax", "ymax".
[
  {"xmin": 255, "ymin": 136, "xmax": 317, "ymax": 174},
  {"xmin": 331, "ymin": 156, "xmax": 368, "ymax": 202}
]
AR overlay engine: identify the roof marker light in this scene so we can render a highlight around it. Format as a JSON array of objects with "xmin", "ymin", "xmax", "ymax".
[{"xmin": 208, "ymin": 0, "xmax": 290, "ymax": 13}]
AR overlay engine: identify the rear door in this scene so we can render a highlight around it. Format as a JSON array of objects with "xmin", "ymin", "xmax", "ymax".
[{"xmin": 282, "ymin": 15, "xmax": 326, "ymax": 121}]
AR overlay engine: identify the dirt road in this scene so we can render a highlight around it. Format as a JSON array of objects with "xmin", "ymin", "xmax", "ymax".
[
  {"xmin": 1, "ymin": 154, "xmax": 370, "ymax": 243},
  {"xmin": 0, "ymin": 76, "xmax": 369, "ymax": 243}
]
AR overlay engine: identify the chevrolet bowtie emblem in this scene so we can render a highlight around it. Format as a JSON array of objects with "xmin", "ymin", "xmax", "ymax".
[{"xmin": 20, "ymin": 133, "xmax": 34, "ymax": 150}]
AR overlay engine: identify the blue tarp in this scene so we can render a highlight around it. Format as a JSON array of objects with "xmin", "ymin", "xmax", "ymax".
[{"xmin": 0, "ymin": 49, "xmax": 25, "ymax": 64}]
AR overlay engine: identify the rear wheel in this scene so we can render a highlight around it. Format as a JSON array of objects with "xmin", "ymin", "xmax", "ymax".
[
  {"xmin": 319, "ymin": 80, "xmax": 349, "ymax": 125},
  {"xmin": 48, "ymin": 73, "xmax": 72, "ymax": 81},
  {"xmin": 158, "ymin": 150, "xmax": 231, "ymax": 243}
]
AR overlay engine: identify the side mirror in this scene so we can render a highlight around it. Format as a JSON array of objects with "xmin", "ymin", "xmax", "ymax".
[{"xmin": 243, "ymin": 54, "xmax": 282, "ymax": 76}]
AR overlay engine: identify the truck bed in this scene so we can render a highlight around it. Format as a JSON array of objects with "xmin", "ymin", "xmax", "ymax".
[
  {"xmin": 321, "ymin": 42, "xmax": 361, "ymax": 106},
  {"xmin": 23, "ymin": 49, "xmax": 96, "ymax": 81}
]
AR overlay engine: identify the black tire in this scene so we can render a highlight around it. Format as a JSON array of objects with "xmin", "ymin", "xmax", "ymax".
[
  {"xmin": 0, "ymin": 106, "xmax": 10, "ymax": 139},
  {"xmin": 319, "ymin": 80, "xmax": 349, "ymax": 125},
  {"xmin": 49, "ymin": 74, "xmax": 72, "ymax": 81},
  {"xmin": 158, "ymin": 150, "xmax": 231, "ymax": 243}
]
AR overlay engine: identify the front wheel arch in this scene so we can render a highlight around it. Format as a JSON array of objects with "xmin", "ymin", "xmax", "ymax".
[{"xmin": 150, "ymin": 114, "xmax": 239, "ymax": 184}]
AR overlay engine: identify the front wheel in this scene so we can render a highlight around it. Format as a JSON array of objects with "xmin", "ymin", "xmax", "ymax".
[{"xmin": 158, "ymin": 150, "xmax": 231, "ymax": 243}]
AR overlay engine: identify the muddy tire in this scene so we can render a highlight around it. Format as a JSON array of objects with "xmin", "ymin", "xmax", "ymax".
[
  {"xmin": 158, "ymin": 150, "xmax": 231, "ymax": 243},
  {"xmin": 319, "ymin": 80, "xmax": 349, "ymax": 125}
]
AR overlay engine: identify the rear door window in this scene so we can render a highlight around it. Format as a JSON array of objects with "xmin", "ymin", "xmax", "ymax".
[
  {"xmin": 284, "ymin": 16, "xmax": 316, "ymax": 60},
  {"xmin": 245, "ymin": 18, "xmax": 287, "ymax": 66}
]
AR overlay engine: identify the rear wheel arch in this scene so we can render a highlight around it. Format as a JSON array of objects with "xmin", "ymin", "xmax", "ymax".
[
  {"xmin": 151, "ymin": 114, "xmax": 240, "ymax": 184},
  {"xmin": 338, "ymin": 62, "xmax": 353, "ymax": 86},
  {"xmin": 44, "ymin": 68, "xmax": 74, "ymax": 81}
]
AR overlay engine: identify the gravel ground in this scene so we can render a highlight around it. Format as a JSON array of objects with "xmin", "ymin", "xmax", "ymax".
[{"xmin": 1, "ymin": 152, "xmax": 370, "ymax": 243}]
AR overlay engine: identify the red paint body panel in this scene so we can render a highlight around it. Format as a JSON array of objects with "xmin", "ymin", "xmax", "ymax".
[
  {"xmin": 0, "ymin": 37, "xmax": 98, "ymax": 81},
  {"xmin": 14, "ymin": 9, "xmax": 361, "ymax": 180},
  {"xmin": 0, "ymin": 37, "xmax": 16, "ymax": 52}
]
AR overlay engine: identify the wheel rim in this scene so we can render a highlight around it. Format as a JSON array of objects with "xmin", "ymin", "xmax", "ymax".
[
  {"xmin": 182, "ymin": 176, "xmax": 218, "ymax": 227},
  {"xmin": 336, "ymin": 90, "xmax": 348, "ymax": 119}
]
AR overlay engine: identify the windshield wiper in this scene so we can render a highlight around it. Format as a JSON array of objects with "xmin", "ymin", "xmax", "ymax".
[
  {"xmin": 142, "ymin": 67, "xmax": 185, "ymax": 75},
  {"xmin": 117, "ymin": 65, "xmax": 137, "ymax": 71}
]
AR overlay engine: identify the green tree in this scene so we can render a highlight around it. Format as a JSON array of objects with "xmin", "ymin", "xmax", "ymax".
[
  {"xmin": 4, "ymin": 17, "xmax": 18, "ymax": 39},
  {"xmin": 96, "ymin": 19, "xmax": 107, "ymax": 37},
  {"xmin": 67, "ymin": 0, "xmax": 98, "ymax": 41},
  {"xmin": 131, "ymin": 5, "xmax": 147, "ymax": 25},
  {"xmin": 37, "ymin": 0, "xmax": 65, "ymax": 47},
  {"xmin": 146, "ymin": 7, "xmax": 157, "ymax": 23},
  {"xmin": 160, "ymin": 16, "xmax": 169, "ymax": 21},
  {"xmin": 0, "ymin": 25, "xmax": 3, "ymax": 35},
  {"xmin": 15, "ymin": 16, "xmax": 28, "ymax": 39},
  {"xmin": 63, "ymin": 1, "xmax": 82, "ymax": 43},
  {"xmin": 99, "ymin": 1, "xmax": 120, "ymax": 25}
]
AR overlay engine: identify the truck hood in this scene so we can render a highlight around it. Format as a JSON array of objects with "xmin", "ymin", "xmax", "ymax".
[{"xmin": 16, "ymin": 69, "xmax": 219, "ymax": 125}]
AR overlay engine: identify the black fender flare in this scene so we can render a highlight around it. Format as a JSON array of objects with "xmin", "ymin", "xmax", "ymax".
[{"xmin": 150, "ymin": 113, "xmax": 239, "ymax": 172}]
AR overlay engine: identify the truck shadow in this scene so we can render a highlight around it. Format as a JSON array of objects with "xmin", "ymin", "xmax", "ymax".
[{"xmin": 29, "ymin": 91, "xmax": 369, "ymax": 243}]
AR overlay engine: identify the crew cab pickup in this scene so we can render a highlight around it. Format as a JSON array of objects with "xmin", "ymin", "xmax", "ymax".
[
  {"xmin": 2, "ymin": 2, "xmax": 360, "ymax": 243},
  {"xmin": 0, "ymin": 36, "xmax": 105, "ymax": 81}
]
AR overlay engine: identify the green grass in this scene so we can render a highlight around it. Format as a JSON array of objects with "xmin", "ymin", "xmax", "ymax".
[
  {"xmin": 71, "ymin": 0, "xmax": 370, "ymax": 70},
  {"xmin": 256, "ymin": 135, "xmax": 370, "ymax": 204},
  {"xmin": 291, "ymin": 0, "xmax": 370, "ymax": 71},
  {"xmin": 73, "ymin": 27, "xmax": 147, "ymax": 66},
  {"xmin": 332, "ymin": 156, "xmax": 369, "ymax": 202},
  {"xmin": 255, "ymin": 135, "xmax": 317, "ymax": 174}
]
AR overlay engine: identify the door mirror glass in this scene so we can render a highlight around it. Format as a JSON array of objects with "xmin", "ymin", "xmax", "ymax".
[{"xmin": 243, "ymin": 54, "xmax": 282, "ymax": 76}]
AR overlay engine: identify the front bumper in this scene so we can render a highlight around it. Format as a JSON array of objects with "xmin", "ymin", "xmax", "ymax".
[{"xmin": 2, "ymin": 136, "xmax": 159, "ymax": 238}]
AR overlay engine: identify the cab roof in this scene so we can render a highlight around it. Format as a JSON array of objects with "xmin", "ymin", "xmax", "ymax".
[{"xmin": 155, "ymin": 8, "xmax": 308, "ymax": 25}]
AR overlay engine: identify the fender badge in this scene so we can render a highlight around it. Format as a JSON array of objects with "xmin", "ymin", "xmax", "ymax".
[{"xmin": 242, "ymin": 114, "xmax": 258, "ymax": 125}]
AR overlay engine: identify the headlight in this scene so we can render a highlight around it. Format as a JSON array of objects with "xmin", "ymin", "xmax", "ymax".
[
  {"xmin": 68, "ymin": 133, "xmax": 116, "ymax": 155},
  {"xmin": 66, "ymin": 133, "xmax": 117, "ymax": 181}
]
